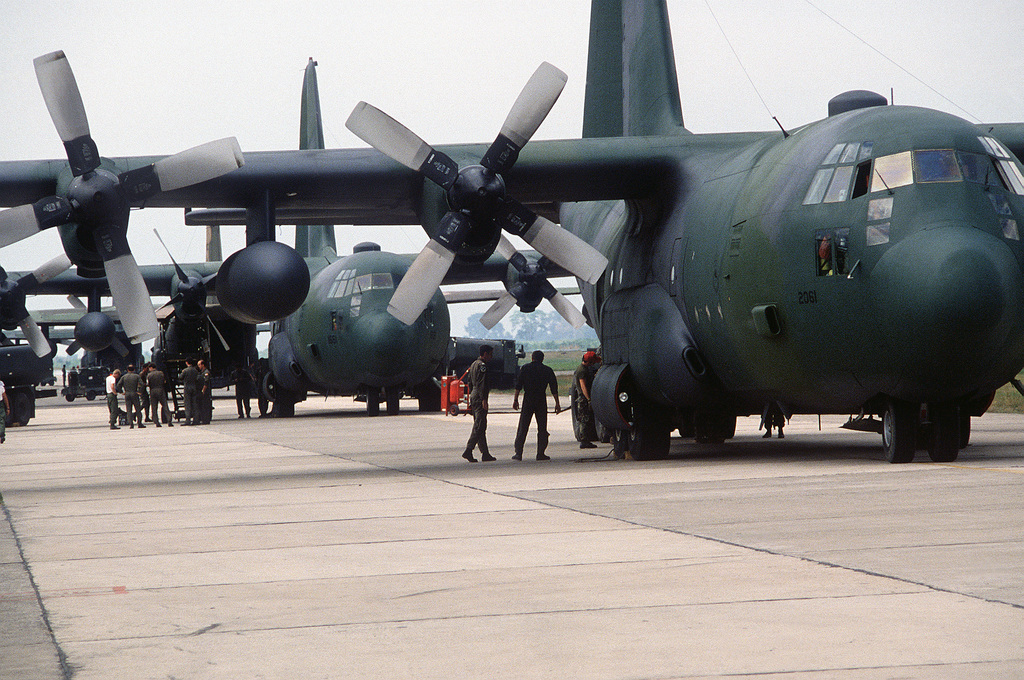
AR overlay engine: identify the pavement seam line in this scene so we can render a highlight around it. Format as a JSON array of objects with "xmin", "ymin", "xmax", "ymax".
[{"xmin": 2, "ymin": 501, "xmax": 74, "ymax": 680}]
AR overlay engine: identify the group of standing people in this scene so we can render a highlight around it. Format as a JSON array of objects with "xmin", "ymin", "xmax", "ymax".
[
  {"xmin": 105, "ymin": 363, "xmax": 174, "ymax": 430},
  {"xmin": 178, "ymin": 357, "xmax": 213, "ymax": 426},
  {"xmin": 460, "ymin": 344, "xmax": 563, "ymax": 463},
  {"xmin": 105, "ymin": 358, "xmax": 264, "ymax": 430}
]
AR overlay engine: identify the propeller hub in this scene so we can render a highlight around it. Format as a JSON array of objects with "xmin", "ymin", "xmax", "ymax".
[
  {"xmin": 448, "ymin": 165, "xmax": 505, "ymax": 216},
  {"xmin": 0, "ymin": 275, "xmax": 28, "ymax": 329},
  {"xmin": 67, "ymin": 168, "xmax": 129, "ymax": 226}
]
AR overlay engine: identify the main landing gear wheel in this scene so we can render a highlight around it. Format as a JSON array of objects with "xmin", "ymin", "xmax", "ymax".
[
  {"xmin": 928, "ymin": 403, "xmax": 960, "ymax": 463},
  {"xmin": 628, "ymin": 398, "xmax": 671, "ymax": 460},
  {"xmin": 882, "ymin": 398, "xmax": 917, "ymax": 463},
  {"xmin": 385, "ymin": 386, "xmax": 401, "ymax": 416}
]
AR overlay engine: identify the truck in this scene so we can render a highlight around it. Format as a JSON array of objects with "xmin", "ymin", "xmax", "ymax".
[
  {"xmin": 444, "ymin": 338, "xmax": 523, "ymax": 390},
  {"xmin": 61, "ymin": 365, "xmax": 109, "ymax": 402},
  {"xmin": 1, "ymin": 345, "xmax": 56, "ymax": 426}
]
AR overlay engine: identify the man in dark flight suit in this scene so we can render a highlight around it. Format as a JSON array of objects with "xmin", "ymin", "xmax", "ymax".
[
  {"xmin": 116, "ymin": 365, "xmax": 146, "ymax": 429},
  {"xmin": 512, "ymin": 350, "xmax": 561, "ymax": 461},
  {"xmin": 180, "ymin": 358, "xmax": 199, "ymax": 426},
  {"xmin": 147, "ymin": 366, "xmax": 173, "ymax": 427},
  {"xmin": 462, "ymin": 345, "xmax": 496, "ymax": 463}
]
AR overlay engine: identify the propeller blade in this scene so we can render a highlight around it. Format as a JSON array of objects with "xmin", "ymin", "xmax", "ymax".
[
  {"xmin": 346, "ymin": 102, "xmax": 458, "ymax": 188},
  {"xmin": 111, "ymin": 336, "xmax": 130, "ymax": 357},
  {"xmin": 548, "ymin": 291, "xmax": 587, "ymax": 329},
  {"xmin": 33, "ymin": 51, "xmax": 90, "ymax": 141},
  {"xmin": 387, "ymin": 239, "xmax": 456, "ymax": 325},
  {"xmin": 31, "ymin": 252, "xmax": 73, "ymax": 283},
  {"xmin": 122, "ymin": 138, "xmax": 244, "ymax": 202},
  {"xmin": 498, "ymin": 202, "xmax": 607, "ymax": 284},
  {"xmin": 495, "ymin": 235, "xmax": 519, "ymax": 261},
  {"xmin": 481, "ymin": 62, "xmax": 567, "ymax": 173},
  {"xmin": 0, "ymin": 205, "xmax": 43, "ymax": 248},
  {"xmin": 101, "ymin": 253, "xmax": 159, "ymax": 344},
  {"xmin": 33, "ymin": 51, "xmax": 100, "ymax": 176},
  {"xmin": 18, "ymin": 316, "xmax": 51, "ymax": 357},
  {"xmin": 209, "ymin": 319, "xmax": 231, "ymax": 351},
  {"xmin": 67, "ymin": 295, "xmax": 86, "ymax": 311},
  {"xmin": 153, "ymin": 229, "xmax": 189, "ymax": 282},
  {"xmin": 151, "ymin": 137, "xmax": 244, "ymax": 193},
  {"xmin": 479, "ymin": 291, "xmax": 517, "ymax": 330},
  {"xmin": 0, "ymin": 197, "xmax": 73, "ymax": 249},
  {"xmin": 66, "ymin": 340, "xmax": 82, "ymax": 355}
]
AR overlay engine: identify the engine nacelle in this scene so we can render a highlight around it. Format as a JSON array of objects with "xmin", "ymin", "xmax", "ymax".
[
  {"xmin": 217, "ymin": 241, "xmax": 310, "ymax": 324},
  {"xmin": 74, "ymin": 311, "xmax": 116, "ymax": 352}
]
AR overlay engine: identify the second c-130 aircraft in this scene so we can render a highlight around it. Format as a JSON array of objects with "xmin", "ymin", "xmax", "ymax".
[{"xmin": 4, "ymin": 0, "xmax": 1024, "ymax": 464}]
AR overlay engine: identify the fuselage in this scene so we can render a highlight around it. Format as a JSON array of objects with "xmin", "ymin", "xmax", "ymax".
[
  {"xmin": 567, "ymin": 103, "xmax": 1024, "ymax": 416},
  {"xmin": 269, "ymin": 246, "xmax": 450, "ymax": 396}
]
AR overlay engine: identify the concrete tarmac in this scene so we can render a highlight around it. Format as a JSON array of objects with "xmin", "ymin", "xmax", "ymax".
[{"xmin": 2, "ymin": 395, "xmax": 1023, "ymax": 679}]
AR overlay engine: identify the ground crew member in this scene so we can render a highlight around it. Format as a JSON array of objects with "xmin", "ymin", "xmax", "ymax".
[
  {"xmin": 512, "ymin": 350, "xmax": 561, "ymax": 461},
  {"xmin": 198, "ymin": 359, "xmax": 213, "ymax": 423},
  {"xmin": 147, "ymin": 365, "xmax": 173, "ymax": 427},
  {"xmin": 106, "ymin": 368, "xmax": 121, "ymax": 430},
  {"xmin": 139, "ymin": 363, "xmax": 152, "ymax": 422},
  {"xmin": 231, "ymin": 363, "xmax": 253, "ymax": 418},
  {"xmin": 461, "ymin": 344, "xmax": 496, "ymax": 463},
  {"xmin": 117, "ymin": 365, "xmax": 146, "ymax": 429},
  {"xmin": 180, "ymin": 358, "xmax": 199, "ymax": 426},
  {"xmin": 573, "ymin": 351, "xmax": 600, "ymax": 449},
  {"xmin": 255, "ymin": 359, "xmax": 270, "ymax": 417}
]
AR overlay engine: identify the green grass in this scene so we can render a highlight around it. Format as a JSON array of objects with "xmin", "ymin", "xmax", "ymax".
[{"xmin": 990, "ymin": 374, "xmax": 1024, "ymax": 414}]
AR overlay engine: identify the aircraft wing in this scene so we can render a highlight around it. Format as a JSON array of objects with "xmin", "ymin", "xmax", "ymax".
[
  {"xmin": 444, "ymin": 286, "xmax": 580, "ymax": 304},
  {"xmin": 0, "ymin": 136, "xmax": 714, "ymax": 219},
  {"xmin": 8, "ymin": 263, "xmax": 221, "ymax": 298}
]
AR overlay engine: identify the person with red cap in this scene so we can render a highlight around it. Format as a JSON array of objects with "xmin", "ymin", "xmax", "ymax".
[{"xmin": 573, "ymin": 351, "xmax": 601, "ymax": 449}]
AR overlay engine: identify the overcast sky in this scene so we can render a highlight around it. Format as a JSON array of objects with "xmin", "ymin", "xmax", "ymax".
[{"xmin": 2, "ymin": 0, "xmax": 1022, "ymax": 327}]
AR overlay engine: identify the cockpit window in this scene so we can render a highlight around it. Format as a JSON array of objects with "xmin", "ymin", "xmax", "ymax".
[
  {"xmin": 870, "ymin": 152, "xmax": 913, "ymax": 193},
  {"xmin": 803, "ymin": 141, "xmax": 875, "ymax": 205},
  {"xmin": 914, "ymin": 150, "xmax": 961, "ymax": 182},
  {"xmin": 804, "ymin": 168, "xmax": 834, "ymax": 205},
  {"xmin": 979, "ymin": 136, "xmax": 1024, "ymax": 195},
  {"xmin": 823, "ymin": 165, "xmax": 854, "ymax": 203},
  {"xmin": 839, "ymin": 143, "xmax": 861, "ymax": 164},
  {"xmin": 328, "ymin": 269, "xmax": 356, "ymax": 298},
  {"xmin": 958, "ymin": 152, "xmax": 994, "ymax": 185},
  {"xmin": 823, "ymin": 143, "xmax": 846, "ymax": 165},
  {"xmin": 328, "ymin": 269, "xmax": 394, "ymax": 299}
]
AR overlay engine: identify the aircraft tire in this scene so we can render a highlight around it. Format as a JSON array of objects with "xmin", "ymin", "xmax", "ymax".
[
  {"xmin": 366, "ymin": 393, "xmax": 380, "ymax": 417},
  {"xmin": 628, "ymin": 399, "xmax": 671, "ymax": 460},
  {"xmin": 385, "ymin": 387, "xmax": 401, "ymax": 416},
  {"xmin": 960, "ymin": 414, "xmax": 971, "ymax": 448},
  {"xmin": 12, "ymin": 390, "xmax": 32, "ymax": 426},
  {"xmin": 273, "ymin": 395, "xmax": 295, "ymax": 418},
  {"xmin": 928, "ymin": 403, "xmax": 960, "ymax": 463},
  {"xmin": 882, "ymin": 398, "xmax": 917, "ymax": 463}
]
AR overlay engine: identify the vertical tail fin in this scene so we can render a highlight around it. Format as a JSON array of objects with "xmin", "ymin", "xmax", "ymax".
[
  {"xmin": 583, "ymin": 0, "xmax": 687, "ymax": 138},
  {"xmin": 297, "ymin": 58, "xmax": 337, "ymax": 258},
  {"xmin": 206, "ymin": 224, "xmax": 222, "ymax": 262}
]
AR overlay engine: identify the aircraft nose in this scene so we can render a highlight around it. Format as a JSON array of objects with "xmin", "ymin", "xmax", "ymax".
[
  {"xmin": 354, "ymin": 310, "xmax": 408, "ymax": 378},
  {"xmin": 870, "ymin": 225, "xmax": 1024, "ymax": 401}
]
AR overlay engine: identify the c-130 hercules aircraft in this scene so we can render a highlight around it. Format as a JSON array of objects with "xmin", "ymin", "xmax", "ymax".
[{"xmin": 2, "ymin": 0, "xmax": 1024, "ymax": 464}]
